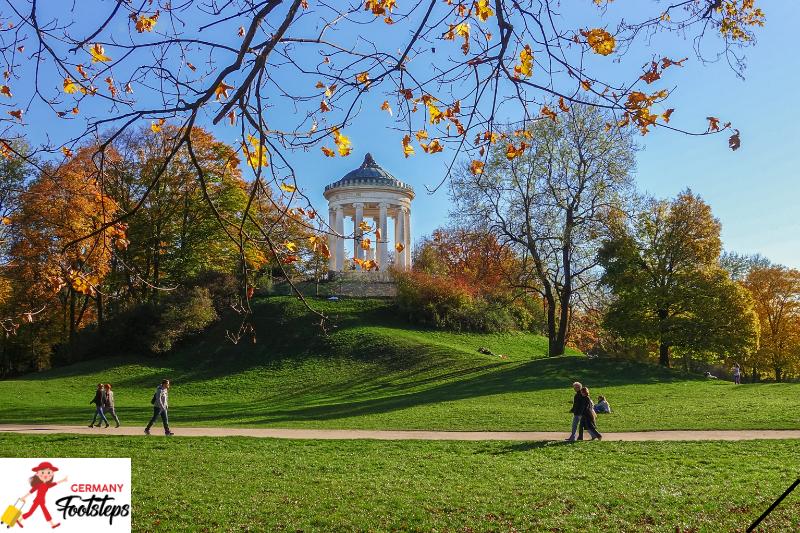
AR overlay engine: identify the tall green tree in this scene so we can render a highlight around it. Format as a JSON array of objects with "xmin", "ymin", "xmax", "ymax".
[{"xmin": 599, "ymin": 191, "xmax": 758, "ymax": 367}]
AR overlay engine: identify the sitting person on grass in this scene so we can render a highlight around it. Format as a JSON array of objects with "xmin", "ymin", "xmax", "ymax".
[{"xmin": 594, "ymin": 395, "xmax": 611, "ymax": 414}]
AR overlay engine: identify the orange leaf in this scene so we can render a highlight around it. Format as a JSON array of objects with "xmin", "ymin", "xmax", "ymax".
[
  {"xmin": 321, "ymin": 146, "xmax": 336, "ymax": 157},
  {"xmin": 558, "ymin": 96, "xmax": 570, "ymax": 112},
  {"xmin": 581, "ymin": 28, "xmax": 615, "ymax": 56},
  {"xmin": 0, "ymin": 85, "xmax": 11, "ymax": 98},
  {"xmin": 706, "ymin": 116, "xmax": 720, "ymax": 132},
  {"xmin": 215, "ymin": 81, "xmax": 234, "ymax": 101},
  {"xmin": 470, "ymin": 160, "xmax": 484, "ymax": 175},
  {"xmin": 540, "ymin": 105, "xmax": 558, "ymax": 122},
  {"xmin": 89, "ymin": 43, "xmax": 112, "ymax": 63}
]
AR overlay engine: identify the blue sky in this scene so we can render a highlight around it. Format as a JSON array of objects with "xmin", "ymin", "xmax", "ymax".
[{"xmin": 18, "ymin": 1, "xmax": 799, "ymax": 267}]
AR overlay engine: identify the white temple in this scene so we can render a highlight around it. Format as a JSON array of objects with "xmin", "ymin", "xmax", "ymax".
[{"xmin": 324, "ymin": 153, "xmax": 414, "ymax": 272}]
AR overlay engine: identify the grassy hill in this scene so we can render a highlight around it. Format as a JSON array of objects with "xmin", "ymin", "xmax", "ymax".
[{"xmin": 0, "ymin": 296, "xmax": 798, "ymax": 431}]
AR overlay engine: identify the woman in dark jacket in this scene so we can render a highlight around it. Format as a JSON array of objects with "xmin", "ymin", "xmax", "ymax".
[
  {"xmin": 579, "ymin": 386, "xmax": 602, "ymax": 441},
  {"xmin": 89, "ymin": 383, "xmax": 110, "ymax": 428}
]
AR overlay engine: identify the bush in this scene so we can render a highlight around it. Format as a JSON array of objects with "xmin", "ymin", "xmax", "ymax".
[
  {"xmin": 395, "ymin": 271, "xmax": 536, "ymax": 333},
  {"xmin": 146, "ymin": 287, "xmax": 217, "ymax": 353}
]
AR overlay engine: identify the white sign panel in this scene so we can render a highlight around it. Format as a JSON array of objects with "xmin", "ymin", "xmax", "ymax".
[{"xmin": 0, "ymin": 458, "xmax": 131, "ymax": 532}]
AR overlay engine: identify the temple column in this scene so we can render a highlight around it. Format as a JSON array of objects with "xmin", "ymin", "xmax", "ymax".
[
  {"xmin": 395, "ymin": 207, "xmax": 405, "ymax": 270},
  {"xmin": 353, "ymin": 202, "xmax": 364, "ymax": 265},
  {"xmin": 327, "ymin": 208, "xmax": 336, "ymax": 272},
  {"xmin": 378, "ymin": 202, "xmax": 388, "ymax": 270},
  {"xmin": 335, "ymin": 206, "xmax": 344, "ymax": 271},
  {"xmin": 404, "ymin": 207, "xmax": 411, "ymax": 269}
]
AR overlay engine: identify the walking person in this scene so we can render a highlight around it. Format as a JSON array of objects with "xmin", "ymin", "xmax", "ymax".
[
  {"xmin": 88, "ymin": 383, "xmax": 109, "ymax": 428},
  {"xmin": 733, "ymin": 363, "xmax": 742, "ymax": 385},
  {"xmin": 579, "ymin": 386, "xmax": 603, "ymax": 441},
  {"xmin": 145, "ymin": 379, "xmax": 174, "ymax": 436},
  {"xmin": 103, "ymin": 383, "xmax": 121, "ymax": 428},
  {"xmin": 565, "ymin": 381, "xmax": 583, "ymax": 442}
]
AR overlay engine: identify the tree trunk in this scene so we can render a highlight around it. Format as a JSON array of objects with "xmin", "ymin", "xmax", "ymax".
[
  {"xmin": 775, "ymin": 367, "xmax": 782, "ymax": 383},
  {"xmin": 751, "ymin": 367, "xmax": 758, "ymax": 383},
  {"xmin": 657, "ymin": 308, "xmax": 670, "ymax": 367},
  {"xmin": 659, "ymin": 342, "xmax": 670, "ymax": 367},
  {"xmin": 96, "ymin": 292, "xmax": 104, "ymax": 330},
  {"xmin": 545, "ymin": 292, "xmax": 557, "ymax": 356}
]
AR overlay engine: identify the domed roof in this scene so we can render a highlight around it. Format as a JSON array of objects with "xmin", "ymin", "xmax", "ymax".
[{"xmin": 324, "ymin": 153, "xmax": 414, "ymax": 194}]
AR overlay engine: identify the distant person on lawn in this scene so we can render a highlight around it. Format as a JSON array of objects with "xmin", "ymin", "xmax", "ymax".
[
  {"xmin": 579, "ymin": 386, "xmax": 603, "ymax": 441},
  {"xmin": 145, "ymin": 379, "xmax": 174, "ymax": 436},
  {"xmin": 733, "ymin": 363, "xmax": 741, "ymax": 385},
  {"xmin": 89, "ymin": 383, "xmax": 110, "ymax": 428},
  {"xmin": 594, "ymin": 395, "xmax": 611, "ymax": 414},
  {"xmin": 565, "ymin": 381, "xmax": 583, "ymax": 441},
  {"xmin": 103, "ymin": 383, "xmax": 121, "ymax": 428}
]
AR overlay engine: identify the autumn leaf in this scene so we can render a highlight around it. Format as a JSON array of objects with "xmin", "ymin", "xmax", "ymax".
[
  {"xmin": 281, "ymin": 255, "xmax": 299, "ymax": 264},
  {"xmin": 420, "ymin": 139, "xmax": 443, "ymax": 153},
  {"xmin": 321, "ymin": 146, "xmax": 336, "ymax": 157},
  {"xmin": 76, "ymin": 64, "xmax": 88, "ymax": 79},
  {"xmin": 242, "ymin": 134, "xmax": 269, "ymax": 169},
  {"xmin": 580, "ymin": 79, "xmax": 592, "ymax": 91},
  {"xmin": 361, "ymin": 237, "xmax": 372, "ymax": 250},
  {"xmin": 474, "ymin": 0, "xmax": 494, "ymax": 22},
  {"xmin": 706, "ymin": 116, "xmax": 720, "ymax": 132},
  {"xmin": 395, "ymin": 242, "xmax": 405, "ymax": 253},
  {"xmin": 514, "ymin": 44, "xmax": 534, "ymax": 78},
  {"xmin": 332, "ymin": 127, "xmax": 352, "ymax": 156},
  {"xmin": 581, "ymin": 28, "xmax": 615, "ymax": 56},
  {"xmin": 402, "ymin": 134, "xmax": 414, "ymax": 158},
  {"xmin": 279, "ymin": 182, "xmax": 297, "ymax": 193},
  {"xmin": 238, "ymin": 26, "xmax": 246, "ymax": 37},
  {"xmin": 558, "ymin": 96, "xmax": 570, "ymax": 112},
  {"xmin": 89, "ymin": 43, "xmax": 112, "ymax": 63},
  {"xmin": 662, "ymin": 108, "xmax": 674, "ymax": 123},
  {"xmin": 61, "ymin": 147, "xmax": 73, "ymax": 158},
  {"xmin": 7, "ymin": 109, "xmax": 22, "ymax": 121},
  {"xmin": 0, "ymin": 85, "xmax": 11, "ymax": 98},
  {"xmin": 399, "ymin": 88, "xmax": 413, "ymax": 100},
  {"xmin": 540, "ymin": 105, "xmax": 558, "ymax": 122},
  {"xmin": 470, "ymin": 160, "xmax": 484, "ymax": 175},
  {"xmin": 506, "ymin": 142, "xmax": 528, "ymax": 160},
  {"xmin": 428, "ymin": 102, "xmax": 444, "ymax": 124},
  {"xmin": 150, "ymin": 118, "xmax": 165, "ymax": 133},
  {"xmin": 380, "ymin": 100, "xmax": 392, "ymax": 116},
  {"xmin": 187, "ymin": 62, "xmax": 197, "ymax": 72},
  {"xmin": 283, "ymin": 241, "xmax": 298, "ymax": 252},
  {"xmin": 355, "ymin": 71, "xmax": 370, "ymax": 87},
  {"xmin": 320, "ymin": 100, "xmax": 331, "ymax": 112},
  {"xmin": 729, "ymin": 129, "xmax": 741, "ymax": 151},
  {"xmin": 415, "ymin": 130, "xmax": 428, "ymax": 141},
  {"xmin": 125, "ymin": 83, "xmax": 133, "ymax": 94},
  {"xmin": 134, "ymin": 11, "xmax": 159, "ymax": 32},
  {"xmin": 227, "ymin": 110, "xmax": 236, "ymax": 126},
  {"xmin": 215, "ymin": 81, "xmax": 234, "ymax": 101},
  {"xmin": 0, "ymin": 216, "xmax": 10, "ymax": 225}
]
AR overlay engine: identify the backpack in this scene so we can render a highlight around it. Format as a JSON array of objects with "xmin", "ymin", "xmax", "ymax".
[{"xmin": 150, "ymin": 389, "xmax": 158, "ymax": 405}]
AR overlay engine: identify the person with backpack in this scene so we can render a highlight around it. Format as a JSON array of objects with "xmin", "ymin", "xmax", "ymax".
[
  {"xmin": 145, "ymin": 379, "xmax": 173, "ymax": 436},
  {"xmin": 565, "ymin": 381, "xmax": 583, "ymax": 442},
  {"xmin": 88, "ymin": 383, "xmax": 109, "ymax": 428},
  {"xmin": 103, "ymin": 383, "xmax": 121, "ymax": 428}
]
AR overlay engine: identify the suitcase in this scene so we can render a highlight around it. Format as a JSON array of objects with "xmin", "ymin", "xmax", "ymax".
[{"xmin": 1, "ymin": 499, "xmax": 23, "ymax": 528}]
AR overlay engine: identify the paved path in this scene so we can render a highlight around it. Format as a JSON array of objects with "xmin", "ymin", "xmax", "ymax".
[{"xmin": 0, "ymin": 425, "xmax": 798, "ymax": 441}]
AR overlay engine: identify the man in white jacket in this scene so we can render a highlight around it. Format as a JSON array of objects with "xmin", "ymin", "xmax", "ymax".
[{"xmin": 145, "ymin": 379, "xmax": 174, "ymax": 436}]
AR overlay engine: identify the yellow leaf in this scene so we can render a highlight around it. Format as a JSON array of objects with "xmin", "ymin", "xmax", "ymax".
[
  {"xmin": 581, "ymin": 28, "xmax": 615, "ymax": 56},
  {"xmin": 89, "ymin": 43, "xmax": 112, "ymax": 63},
  {"xmin": 61, "ymin": 147, "xmax": 73, "ymax": 157},
  {"xmin": 395, "ymin": 242, "xmax": 405, "ymax": 253},
  {"xmin": 428, "ymin": 102, "xmax": 444, "ymax": 124},
  {"xmin": 415, "ymin": 130, "xmax": 428, "ymax": 141},
  {"xmin": 280, "ymin": 182, "xmax": 297, "ymax": 193},
  {"xmin": 0, "ymin": 216, "xmax": 9, "ymax": 225},
  {"xmin": 470, "ymin": 160, "xmax": 484, "ymax": 175},
  {"xmin": 355, "ymin": 72, "xmax": 370, "ymax": 87},
  {"xmin": 380, "ymin": 100, "xmax": 392, "ymax": 116},
  {"xmin": 151, "ymin": 118, "xmax": 165, "ymax": 133},
  {"xmin": 513, "ymin": 45, "xmax": 534, "ymax": 78},
  {"xmin": 134, "ymin": 11, "xmax": 159, "ymax": 32},
  {"xmin": 283, "ymin": 241, "xmax": 298, "ymax": 252},
  {"xmin": 506, "ymin": 142, "xmax": 528, "ymax": 160},
  {"xmin": 420, "ymin": 139, "xmax": 443, "ymax": 153},
  {"xmin": 242, "ymin": 134, "xmax": 269, "ymax": 169},
  {"xmin": 402, "ymin": 134, "xmax": 414, "ymax": 158},
  {"xmin": 474, "ymin": 0, "xmax": 494, "ymax": 22},
  {"xmin": 332, "ymin": 128, "xmax": 352, "ymax": 156}
]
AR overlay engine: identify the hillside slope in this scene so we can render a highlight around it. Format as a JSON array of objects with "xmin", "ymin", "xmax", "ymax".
[{"xmin": 0, "ymin": 296, "xmax": 797, "ymax": 431}]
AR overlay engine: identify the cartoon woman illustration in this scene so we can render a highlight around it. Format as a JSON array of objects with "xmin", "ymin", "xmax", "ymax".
[{"xmin": 15, "ymin": 461, "xmax": 67, "ymax": 529}]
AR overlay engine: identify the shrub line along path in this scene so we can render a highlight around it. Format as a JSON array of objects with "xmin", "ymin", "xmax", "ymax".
[{"xmin": 0, "ymin": 425, "xmax": 798, "ymax": 441}]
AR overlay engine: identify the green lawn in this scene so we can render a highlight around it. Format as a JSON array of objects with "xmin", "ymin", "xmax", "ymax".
[
  {"xmin": 1, "ymin": 434, "xmax": 798, "ymax": 532},
  {"xmin": 1, "ymin": 296, "xmax": 798, "ymax": 431}
]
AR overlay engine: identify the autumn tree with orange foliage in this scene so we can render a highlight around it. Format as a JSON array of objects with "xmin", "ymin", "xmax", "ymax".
[
  {"xmin": 744, "ymin": 265, "xmax": 800, "ymax": 382},
  {"xmin": 0, "ymin": 0, "xmax": 764, "ymax": 325},
  {"xmin": 8, "ymin": 148, "xmax": 126, "ymax": 348}
]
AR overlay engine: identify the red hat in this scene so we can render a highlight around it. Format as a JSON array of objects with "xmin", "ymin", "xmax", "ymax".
[{"xmin": 31, "ymin": 461, "xmax": 58, "ymax": 472}]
